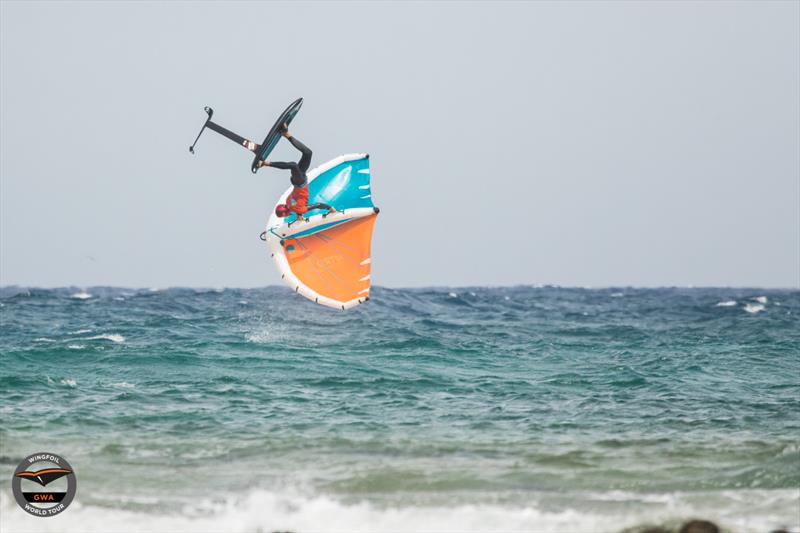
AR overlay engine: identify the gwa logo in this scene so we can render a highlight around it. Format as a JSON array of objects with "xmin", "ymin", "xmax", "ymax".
[{"xmin": 11, "ymin": 452, "xmax": 77, "ymax": 517}]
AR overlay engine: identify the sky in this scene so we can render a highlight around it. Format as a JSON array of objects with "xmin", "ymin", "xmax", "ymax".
[{"xmin": 1, "ymin": 1, "xmax": 798, "ymax": 288}]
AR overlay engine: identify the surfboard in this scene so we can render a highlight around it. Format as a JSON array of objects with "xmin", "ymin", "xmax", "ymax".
[{"xmin": 250, "ymin": 97, "xmax": 304, "ymax": 173}]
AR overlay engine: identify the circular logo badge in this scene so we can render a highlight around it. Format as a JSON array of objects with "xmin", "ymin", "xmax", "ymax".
[{"xmin": 11, "ymin": 452, "xmax": 76, "ymax": 517}]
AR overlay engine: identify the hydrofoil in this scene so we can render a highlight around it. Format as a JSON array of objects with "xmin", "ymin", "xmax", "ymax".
[{"xmin": 189, "ymin": 97, "xmax": 303, "ymax": 173}]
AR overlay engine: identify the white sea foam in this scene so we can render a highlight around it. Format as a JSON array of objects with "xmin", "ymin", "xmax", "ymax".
[
  {"xmin": 448, "ymin": 292, "xmax": 458, "ymax": 298},
  {"xmin": 72, "ymin": 329, "xmax": 92, "ymax": 334},
  {"xmin": 744, "ymin": 303, "xmax": 765, "ymax": 314},
  {"xmin": 70, "ymin": 291, "xmax": 92, "ymax": 300},
  {"xmin": 34, "ymin": 337, "xmax": 56, "ymax": 343},
  {"xmin": 754, "ymin": 296, "xmax": 768, "ymax": 304},
  {"xmin": 67, "ymin": 344, "xmax": 85, "ymax": 350},
  {"xmin": 60, "ymin": 378, "xmax": 77, "ymax": 387},
  {"xmin": 113, "ymin": 297, "xmax": 125, "ymax": 301},
  {"xmin": 246, "ymin": 331, "xmax": 271, "ymax": 343},
  {"xmin": 610, "ymin": 292, "xmax": 624, "ymax": 298},
  {"xmin": 85, "ymin": 334, "xmax": 126, "ymax": 343},
  {"xmin": 245, "ymin": 321, "xmax": 290, "ymax": 344},
  {"xmin": 112, "ymin": 381, "xmax": 135, "ymax": 389},
  {"xmin": 715, "ymin": 300, "xmax": 737, "ymax": 307},
  {"xmin": 0, "ymin": 488, "xmax": 796, "ymax": 533}
]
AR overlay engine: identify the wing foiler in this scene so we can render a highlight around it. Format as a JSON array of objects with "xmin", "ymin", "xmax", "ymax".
[{"xmin": 264, "ymin": 154, "xmax": 379, "ymax": 310}]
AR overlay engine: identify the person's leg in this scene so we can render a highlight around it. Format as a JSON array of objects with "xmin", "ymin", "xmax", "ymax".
[
  {"xmin": 289, "ymin": 167, "xmax": 306, "ymax": 187},
  {"xmin": 268, "ymin": 161, "xmax": 296, "ymax": 170},
  {"xmin": 268, "ymin": 161, "xmax": 304, "ymax": 186},
  {"xmin": 288, "ymin": 136, "xmax": 313, "ymax": 173}
]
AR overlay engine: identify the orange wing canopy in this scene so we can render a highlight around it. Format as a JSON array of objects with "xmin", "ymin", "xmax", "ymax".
[{"xmin": 283, "ymin": 214, "xmax": 377, "ymax": 304}]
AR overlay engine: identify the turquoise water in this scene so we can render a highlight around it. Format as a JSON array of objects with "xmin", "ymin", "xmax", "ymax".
[{"xmin": 1, "ymin": 286, "xmax": 798, "ymax": 532}]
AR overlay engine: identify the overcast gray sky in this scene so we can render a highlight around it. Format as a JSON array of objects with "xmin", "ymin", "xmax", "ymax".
[{"xmin": 1, "ymin": 1, "xmax": 798, "ymax": 288}]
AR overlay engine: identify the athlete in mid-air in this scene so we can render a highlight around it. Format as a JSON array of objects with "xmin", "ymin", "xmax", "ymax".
[{"xmin": 258, "ymin": 126, "xmax": 335, "ymax": 223}]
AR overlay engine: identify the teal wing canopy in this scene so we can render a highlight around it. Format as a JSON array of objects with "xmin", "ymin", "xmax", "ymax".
[{"xmin": 287, "ymin": 155, "xmax": 373, "ymax": 222}]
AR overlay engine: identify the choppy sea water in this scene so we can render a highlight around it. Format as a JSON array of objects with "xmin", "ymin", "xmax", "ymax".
[{"xmin": 0, "ymin": 286, "xmax": 798, "ymax": 532}]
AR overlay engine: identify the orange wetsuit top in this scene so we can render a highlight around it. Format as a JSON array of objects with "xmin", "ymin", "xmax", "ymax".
[
  {"xmin": 286, "ymin": 186, "xmax": 333, "ymax": 216},
  {"xmin": 286, "ymin": 186, "xmax": 309, "ymax": 214}
]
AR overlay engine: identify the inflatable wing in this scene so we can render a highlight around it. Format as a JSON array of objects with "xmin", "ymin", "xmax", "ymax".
[{"xmin": 265, "ymin": 154, "xmax": 379, "ymax": 309}]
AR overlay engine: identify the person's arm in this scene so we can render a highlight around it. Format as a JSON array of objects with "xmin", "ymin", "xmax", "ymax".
[
  {"xmin": 286, "ymin": 203, "xmax": 308, "ymax": 225},
  {"xmin": 307, "ymin": 203, "xmax": 336, "ymax": 213}
]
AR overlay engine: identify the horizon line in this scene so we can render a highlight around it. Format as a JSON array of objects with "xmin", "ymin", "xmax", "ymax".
[{"xmin": 1, "ymin": 284, "xmax": 798, "ymax": 291}]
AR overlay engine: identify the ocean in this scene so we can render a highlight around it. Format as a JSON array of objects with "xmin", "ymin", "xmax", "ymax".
[{"xmin": 0, "ymin": 286, "xmax": 798, "ymax": 532}]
